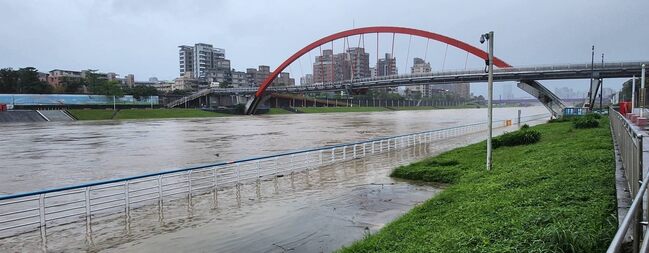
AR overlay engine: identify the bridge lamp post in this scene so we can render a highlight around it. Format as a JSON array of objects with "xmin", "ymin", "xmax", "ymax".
[{"xmin": 481, "ymin": 31, "xmax": 494, "ymax": 171}]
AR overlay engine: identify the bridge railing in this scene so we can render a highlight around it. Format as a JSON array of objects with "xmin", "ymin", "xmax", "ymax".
[
  {"xmin": 0, "ymin": 113, "xmax": 548, "ymax": 240},
  {"xmin": 607, "ymin": 107, "xmax": 647, "ymax": 253}
]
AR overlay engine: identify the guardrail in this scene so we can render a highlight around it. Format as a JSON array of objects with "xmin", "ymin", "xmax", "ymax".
[
  {"xmin": 608, "ymin": 107, "xmax": 646, "ymax": 253},
  {"xmin": 0, "ymin": 113, "xmax": 548, "ymax": 241}
]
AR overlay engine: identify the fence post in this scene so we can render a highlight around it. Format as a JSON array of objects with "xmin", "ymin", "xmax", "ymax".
[
  {"xmin": 236, "ymin": 164, "xmax": 241, "ymax": 184},
  {"xmin": 124, "ymin": 181, "xmax": 130, "ymax": 218},
  {"xmin": 85, "ymin": 187, "xmax": 91, "ymax": 225},
  {"xmin": 156, "ymin": 175, "xmax": 164, "ymax": 207},
  {"xmin": 636, "ymin": 135, "xmax": 644, "ymax": 253},
  {"xmin": 319, "ymin": 150, "xmax": 323, "ymax": 165},
  {"xmin": 39, "ymin": 194, "xmax": 46, "ymax": 246}
]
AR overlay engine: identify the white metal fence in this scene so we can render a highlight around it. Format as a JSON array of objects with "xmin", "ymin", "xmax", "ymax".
[{"xmin": 608, "ymin": 107, "xmax": 646, "ymax": 253}]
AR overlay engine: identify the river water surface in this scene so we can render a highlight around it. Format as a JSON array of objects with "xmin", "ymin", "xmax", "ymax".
[{"xmin": 0, "ymin": 106, "xmax": 549, "ymax": 252}]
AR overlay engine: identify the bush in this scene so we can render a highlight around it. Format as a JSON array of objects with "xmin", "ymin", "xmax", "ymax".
[
  {"xmin": 548, "ymin": 117, "xmax": 571, "ymax": 123},
  {"xmin": 584, "ymin": 113, "xmax": 602, "ymax": 119},
  {"xmin": 521, "ymin": 124, "xmax": 530, "ymax": 129},
  {"xmin": 493, "ymin": 129, "xmax": 541, "ymax": 148},
  {"xmin": 573, "ymin": 117, "xmax": 599, "ymax": 129}
]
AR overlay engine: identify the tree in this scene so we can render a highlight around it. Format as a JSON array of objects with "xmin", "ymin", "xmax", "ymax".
[
  {"xmin": 620, "ymin": 77, "xmax": 649, "ymax": 102},
  {"xmin": 0, "ymin": 68, "xmax": 19, "ymax": 93},
  {"xmin": 59, "ymin": 76, "xmax": 85, "ymax": 93},
  {"xmin": 131, "ymin": 85, "xmax": 158, "ymax": 99},
  {"xmin": 91, "ymin": 80, "xmax": 124, "ymax": 97},
  {"xmin": 17, "ymin": 67, "xmax": 51, "ymax": 94},
  {"xmin": 0, "ymin": 67, "xmax": 51, "ymax": 94}
]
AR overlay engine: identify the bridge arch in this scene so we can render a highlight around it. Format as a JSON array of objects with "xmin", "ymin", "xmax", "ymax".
[
  {"xmin": 254, "ymin": 26, "xmax": 511, "ymax": 98},
  {"xmin": 247, "ymin": 26, "xmax": 513, "ymax": 114}
]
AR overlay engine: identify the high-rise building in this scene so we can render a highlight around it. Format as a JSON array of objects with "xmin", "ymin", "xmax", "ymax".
[
  {"xmin": 243, "ymin": 65, "xmax": 294, "ymax": 87},
  {"xmin": 410, "ymin": 58, "xmax": 432, "ymax": 96},
  {"xmin": 125, "ymin": 74, "xmax": 135, "ymax": 88},
  {"xmin": 313, "ymin": 49, "xmax": 350, "ymax": 83},
  {"xmin": 179, "ymin": 45, "xmax": 194, "ymax": 77},
  {"xmin": 231, "ymin": 70, "xmax": 247, "ymax": 87},
  {"xmin": 275, "ymin": 72, "xmax": 295, "ymax": 86},
  {"xmin": 300, "ymin": 74, "xmax": 313, "ymax": 85},
  {"xmin": 178, "ymin": 43, "xmax": 230, "ymax": 80},
  {"xmin": 377, "ymin": 53, "xmax": 397, "ymax": 76},
  {"xmin": 347, "ymin": 47, "xmax": 370, "ymax": 80}
]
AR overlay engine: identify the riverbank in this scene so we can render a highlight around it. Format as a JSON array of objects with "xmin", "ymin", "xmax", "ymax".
[
  {"xmin": 68, "ymin": 108, "xmax": 230, "ymax": 120},
  {"xmin": 341, "ymin": 118, "xmax": 616, "ymax": 252},
  {"xmin": 269, "ymin": 104, "xmax": 484, "ymax": 114},
  {"xmin": 68, "ymin": 106, "xmax": 467, "ymax": 119}
]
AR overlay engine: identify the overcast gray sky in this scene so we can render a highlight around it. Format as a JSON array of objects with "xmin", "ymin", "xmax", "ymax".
[{"xmin": 1, "ymin": 0, "xmax": 648, "ymax": 97}]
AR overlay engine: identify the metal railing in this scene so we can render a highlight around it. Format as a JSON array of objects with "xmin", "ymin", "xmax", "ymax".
[
  {"xmin": 0, "ymin": 113, "xmax": 548, "ymax": 241},
  {"xmin": 608, "ymin": 107, "xmax": 646, "ymax": 253}
]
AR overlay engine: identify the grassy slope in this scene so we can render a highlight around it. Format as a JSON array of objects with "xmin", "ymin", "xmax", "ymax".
[
  {"xmin": 296, "ymin": 107, "xmax": 390, "ymax": 113},
  {"xmin": 341, "ymin": 119, "xmax": 616, "ymax": 252},
  {"xmin": 69, "ymin": 109, "xmax": 229, "ymax": 120},
  {"xmin": 68, "ymin": 109, "xmax": 115, "ymax": 120},
  {"xmin": 115, "ymin": 109, "xmax": 229, "ymax": 119},
  {"xmin": 266, "ymin": 108, "xmax": 294, "ymax": 114}
]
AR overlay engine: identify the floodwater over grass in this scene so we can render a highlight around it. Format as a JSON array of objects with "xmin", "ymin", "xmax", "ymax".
[{"xmin": 341, "ymin": 118, "xmax": 616, "ymax": 252}]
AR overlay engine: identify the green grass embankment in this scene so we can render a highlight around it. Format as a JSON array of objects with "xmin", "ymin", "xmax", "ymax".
[
  {"xmin": 68, "ymin": 109, "xmax": 230, "ymax": 120},
  {"xmin": 67, "ymin": 109, "xmax": 115, "ymax": 120},
  {"xmin": 266, "ymin": 108, "xmax": 294, "ymax": 114},
  {"xmin": 341, "ymin": 118, "xmax": 616, "ymax": 252},
  {"xmin": 295, "ymin": 107, "xmax": 390, "ymax": 113}
]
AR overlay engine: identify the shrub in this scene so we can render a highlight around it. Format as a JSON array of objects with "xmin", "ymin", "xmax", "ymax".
[
  {"xmin": 573, "ymin": 117, "xmax": 599, "ymax": 129},
  {"xmin": 493, "ymin": 129, "xmax": 542, "ymax": 148},
  {"xmin": 548, "ymin": 117, "xmax": 571, "ymax": 123},
  {"xmin": 584, "ymin": 113, "xmax": 602, "ymax": 119},
  {"xmin": 521, "ymin": 124, "xmax": 530, "ymax": 129}
]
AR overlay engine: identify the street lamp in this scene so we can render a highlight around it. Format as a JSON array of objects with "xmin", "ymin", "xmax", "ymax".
[
  {"xmin": 481, "ymin": 31, "xmax": 494, "ymax": 171},
  {"xmin": 642, "ymin": 64, "xmax": 646, "ymax": 117}
]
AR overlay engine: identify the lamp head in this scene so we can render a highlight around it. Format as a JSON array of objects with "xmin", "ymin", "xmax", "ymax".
[{"xmin": 480, "ymin": 33, "xmax": 490, "ymax": 44}]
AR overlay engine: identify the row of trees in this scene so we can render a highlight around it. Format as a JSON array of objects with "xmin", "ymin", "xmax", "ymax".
[
  {"xmin": 619, "ymin": 77, "xmax": 649, "ymax": 102},
  {"xmin": 0, "ymin": 67, "xmax": 52, "ymax": 94},
  {"xmin": 0, "ymin": 67, "xmax": 158, "ymax": 99}
]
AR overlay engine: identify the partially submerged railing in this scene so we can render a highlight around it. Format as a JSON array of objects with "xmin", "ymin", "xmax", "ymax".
[
  {"xmin": 608, "ymin": 107, "xmax": 646, "ymax": 253},
  {"xmin": 0, "ymin": 113, "xmax": 548, "ymax": 240}
]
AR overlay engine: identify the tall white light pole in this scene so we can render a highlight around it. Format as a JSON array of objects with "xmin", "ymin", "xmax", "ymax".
[
  {"xmin": 481, "ymin": 31, "xmax": 494, "ymax": 171},
  {"xmin": 642, "ymin": 64, "xmax": 646, "ymax": 117},
  {"xmin": 632, "ymin": 75, "xmax": 636, "ymax": 113}
]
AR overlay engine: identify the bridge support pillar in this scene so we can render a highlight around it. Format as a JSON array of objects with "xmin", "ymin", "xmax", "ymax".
[{"xmin": 517, "ymin": 80, "xmax": 565, "ymax": 117}]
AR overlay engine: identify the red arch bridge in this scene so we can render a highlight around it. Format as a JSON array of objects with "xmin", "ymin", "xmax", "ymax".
[{"xmin": 166, "ymin": 26, "xmax": 648, "ymax": 116}]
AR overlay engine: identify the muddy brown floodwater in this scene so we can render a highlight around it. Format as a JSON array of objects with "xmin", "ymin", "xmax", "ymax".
[{"xmin": 0, "ymin": 107, "xmax": 549, "ymax": 252}]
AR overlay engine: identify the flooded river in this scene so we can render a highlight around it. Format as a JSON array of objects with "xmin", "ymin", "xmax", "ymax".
[
  {"xmin": 0, "ymin": 106, "xmax": 549, "ymax": 252},
  {"xmin": 0, "ymin": 106, "xmax": 547, "ymax": 194}
]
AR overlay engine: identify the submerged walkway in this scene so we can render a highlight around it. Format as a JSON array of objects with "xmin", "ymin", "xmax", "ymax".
[{"xmin": 0, "ymin": 118, "xmax": 547, "ymax": 252}]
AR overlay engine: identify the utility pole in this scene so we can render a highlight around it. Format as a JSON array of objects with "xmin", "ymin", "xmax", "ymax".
[
  {"xmin": 589, "ymin": 45, "xmax": 595, "ymax": 109},
  {"xmin": 632, "ymin": 75, "xmax": 636, "ymax": 113},
  {"xmin": 600, "ymin": 53, "xmax": 604, "ymax": 110},
  {"xmin": 642, "ymin": 64, "xmax": 646, "ymax": 117},
  {"xmin": 481, "ymin": 31, "xmax": 494, "ymax": 171}
]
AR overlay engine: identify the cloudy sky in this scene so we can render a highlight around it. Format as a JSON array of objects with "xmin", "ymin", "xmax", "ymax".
[{"xmin": 1, "ymin": 0, "xmax": 648, "ymax": 97}]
